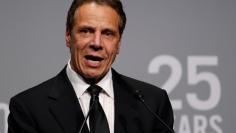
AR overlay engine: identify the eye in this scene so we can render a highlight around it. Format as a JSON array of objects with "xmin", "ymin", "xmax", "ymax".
[
  {"xmin": 79, "ymin": 28, "xmax": 91, "ymax": 34},
  {"xmin": 102, "ymin": 29, "xmax": 115, "ymax": 38},
  {"xmin": 78, "ymin": 27, "xmax": 94, "ymax": 37}
]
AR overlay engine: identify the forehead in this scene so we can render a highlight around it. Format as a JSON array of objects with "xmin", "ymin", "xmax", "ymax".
[{"xmin": 73, "ymin": 3, "xmax": 120, "ymax": 29}]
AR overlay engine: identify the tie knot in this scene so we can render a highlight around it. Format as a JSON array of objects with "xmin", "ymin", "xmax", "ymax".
[{"xmin": 87, "ymin": 85, "xmax": 102, "ymax": 97}]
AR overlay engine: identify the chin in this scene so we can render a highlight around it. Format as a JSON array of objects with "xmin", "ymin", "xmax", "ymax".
[{"xmin": 85, "ymin": 70, "xmax": 101, "ymax": 78}]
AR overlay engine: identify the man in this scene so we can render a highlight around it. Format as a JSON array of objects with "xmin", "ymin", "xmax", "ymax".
[{"xmin": 8, "ymin": 0, "xmax": 174, "ymax": 133}]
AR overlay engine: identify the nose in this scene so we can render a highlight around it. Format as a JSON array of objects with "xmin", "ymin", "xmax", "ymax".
[{"xmin": 90, "ymin": 32, "xmax": 102, "ymax": 50}]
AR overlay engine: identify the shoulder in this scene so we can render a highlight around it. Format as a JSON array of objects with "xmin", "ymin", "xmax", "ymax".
[
  {"xmin": 11, "ymin": 67, "xmax": 68, "ymax": 102},
  {"xmin": 10, "ymin": 67, "xmax": 67, "ymax": 105},
  {"xmin": 112, "ymin": 69, "xmax": 167, "ymax": 98},
  {"xmin": 10, "ymin": 75, "xmax": 56, "ymax": 104}
]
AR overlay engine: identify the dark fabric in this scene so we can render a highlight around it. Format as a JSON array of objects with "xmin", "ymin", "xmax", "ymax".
[
  {"xmin": 8, "ymin": 66, "xmax": 174, "ymax": 133},
  {"xmin": 87, "ymin": 85, "xmax": 110, "ymax": 133}
]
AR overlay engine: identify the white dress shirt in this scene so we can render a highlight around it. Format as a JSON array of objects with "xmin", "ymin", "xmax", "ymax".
[{"xmin": 66, "ymin": 61, "xmax": 114, "ymax": 133}]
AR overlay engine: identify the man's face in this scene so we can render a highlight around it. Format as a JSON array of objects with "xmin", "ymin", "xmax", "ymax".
[{"xmin": 66, "ymin": 2, "xmax": 121, "ymax": 83}]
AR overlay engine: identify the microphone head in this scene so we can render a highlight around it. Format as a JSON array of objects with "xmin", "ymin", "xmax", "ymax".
[{"xmin": 134, "ymin": 90, "xmax": 144, "ymax": 101}]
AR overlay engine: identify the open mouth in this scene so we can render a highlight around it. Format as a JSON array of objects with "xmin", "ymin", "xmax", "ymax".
[
  {"xmin": 85, "ymin": 55, "xmax": 104, "ymax": 61},
  {"xmin": 84, "ymin": 55, "xmax": 104, "ymax": 67}
]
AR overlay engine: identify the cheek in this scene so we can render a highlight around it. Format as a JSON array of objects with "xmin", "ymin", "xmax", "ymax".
[
  {"xmin": 106, "ymin": 45, "xmax": 120, "ymax": 61},
  {"xmin": 71, "ymin": 39, "xmax": 85, "ymax": 52},
  {"xmin": 69, "ymin": 42, "xmax": 82, "ymax": 60},
  {"xmin": 114, "ymin": 42, "xmax": 121, "ymax": 55},
  {"xmin": 76, "ymin": 37, "xmax": 90, "ymax": 50},
  {"xmin": 107, "ymin": 39, "xmax": 120, "ymax": 51}
]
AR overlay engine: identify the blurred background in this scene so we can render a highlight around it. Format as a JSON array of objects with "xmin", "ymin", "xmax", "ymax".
[{"xmin": 0, "ymin": 0, "xmax": 235, "ymax": 133}]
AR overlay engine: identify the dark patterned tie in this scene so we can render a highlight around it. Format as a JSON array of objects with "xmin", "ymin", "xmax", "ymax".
[{"xmin": 87, "ymin": 85, "xmax": 110, "ymax": 133}]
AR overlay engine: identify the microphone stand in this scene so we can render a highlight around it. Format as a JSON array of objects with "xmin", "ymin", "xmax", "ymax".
[
  {"xmin": 78, "ymin": 100, "xmax": 96, "ymax": 133},
  {"xmin": 135, "ymin": 90, "xmax": 175, "ymax": 133}
]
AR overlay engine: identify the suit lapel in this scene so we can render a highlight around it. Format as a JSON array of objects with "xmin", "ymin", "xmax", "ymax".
[
  {"xmin": 48, "ymin": 68, "xmax": 89, "ymax": 133},
  {"xmin": 112, "ymin": 69, "xmax": 142, "ymax": 133},
  {"xmin": 47, "ymin": 68, "xmax": 142, "ymax": 133}
]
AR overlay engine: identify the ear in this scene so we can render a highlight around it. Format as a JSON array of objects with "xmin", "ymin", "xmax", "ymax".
[{"xmin": 65, "ymin": 31, "xmax": 71, "ymax": 48}]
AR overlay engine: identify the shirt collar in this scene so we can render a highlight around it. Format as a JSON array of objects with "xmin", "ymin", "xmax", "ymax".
[{"xmin": 66, "ymin": 60, "xmax": 114, "ymax": 99}]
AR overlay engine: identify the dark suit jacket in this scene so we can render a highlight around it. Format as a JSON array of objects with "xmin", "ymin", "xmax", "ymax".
[{"xmin": 8, "ymin": 67, "xmax": 174, "ymax": 133}]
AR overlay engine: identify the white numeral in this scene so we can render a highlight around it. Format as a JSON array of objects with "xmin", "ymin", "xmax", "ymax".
[
  {"xmin": 148, "ymin": 55, "xmax": 221, "ymax": 110},
  {"xmin": 0, "ymin": 103, "xmax": 9, "ymax": 133},
  {"xmin": 148, "ymin": 55, "xmax": 183, "ymax": 110},
  {"xmin": 187, "ymin": 56, "xmax": 221, "ymax": 110}
]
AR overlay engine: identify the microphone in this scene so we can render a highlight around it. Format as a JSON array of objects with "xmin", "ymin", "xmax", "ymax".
[
  {"xmin": 135, "ymin": 90, "xmax": 175, "ymax": 133},
  {"xmin": 78, "ymin": 100, "xmax": 96, "ymax": 133}
]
